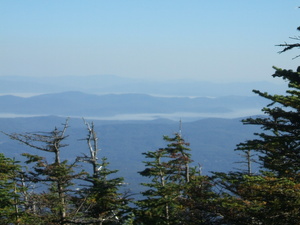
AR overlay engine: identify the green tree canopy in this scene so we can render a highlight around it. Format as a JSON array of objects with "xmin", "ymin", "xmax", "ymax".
[{"xmin": 212, "ymin": 66, "xmax": 300, "ymax": 224}]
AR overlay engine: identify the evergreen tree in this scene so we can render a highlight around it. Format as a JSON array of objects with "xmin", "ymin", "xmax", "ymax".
[
  {"xmin": 210, "ymin": 22, "xmax": 300, "ymax": 224},
  {"xmin": 178, "ymin": 166, "xmax": 217, "ymax": 225},
  {"xmin": 0, "ymin": 153, "xmax": 23, "ymax": 224},
  {"xmin": 212, "ymin": 67, "xmax": 300, "ymax": 224},
  {"xmin": 236, "ymin": 68, "xmax": 300, "ymax": 178},
  {"xmin": 136, "ymin": 132, "xmax": 215, "ymax": 224},
  {"xmin": 4, "ymin": 119, "xmax": 84, "ymax": 224}
]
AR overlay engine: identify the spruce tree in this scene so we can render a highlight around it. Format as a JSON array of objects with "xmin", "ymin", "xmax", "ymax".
[
  {"xmin": 212, "ymin": 67, "xmax": 300, "ymax": 224},
  {"xmin": 136, "ymin": 132, "xmax": 215, "ymax": 224},
  {"xmin": 0, "ymin": 153, "xmax": 23, "ymax": 224},
  {"xmin": 236, "ymin": 67, "xmax": 300, "ymax": 178}
]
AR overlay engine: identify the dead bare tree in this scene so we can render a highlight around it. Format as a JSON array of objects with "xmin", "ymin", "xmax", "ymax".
[{"xmin": 74, "ymin": 119, "xmax": 129, "ymax": 225}]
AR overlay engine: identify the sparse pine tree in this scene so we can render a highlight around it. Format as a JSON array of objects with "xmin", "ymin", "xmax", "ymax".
[
  {"xmin": 4, "ymin": 119, "xmax": 84, "ymax": 224},
  {"xmin": 74, "ymin": 120, "xmax": 130, "ymax": 224}
]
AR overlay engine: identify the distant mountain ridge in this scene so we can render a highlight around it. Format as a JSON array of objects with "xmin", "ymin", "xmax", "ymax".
[
  {"xmin": 0, "ymin": 74, "xmax": 286, "ymax": 97},
  {"xmin": 0, "ymin": 91, "xmax": 268, "ymax": 120}
]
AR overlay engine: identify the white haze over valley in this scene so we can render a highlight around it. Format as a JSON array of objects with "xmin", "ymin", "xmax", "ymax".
[
  {"xmin": 77, "ymin": 109, "xmax": 263, "ymax": 121},
  {"xmin": 0, "ymin": 106, "xmax": 263, "ymax": 122},
  {"xmin": 0, "ymin": 74, "xmax": 280, "ymax": 121}
]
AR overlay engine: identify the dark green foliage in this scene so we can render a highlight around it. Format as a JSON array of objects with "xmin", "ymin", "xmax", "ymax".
[
  {"xmin": 136, "ymin": 133, "xmax": 216, "ymax": 224},
  {"xmin": 0, "ymin": 153, "xmax": 22, "ymax": 224},
  {"xmin": 212, "ymin": 66, "xmax": 300, "ymax": 224},
  {"xmin": 74, "ymin": 157, "xmax": 130, "ymax": 224},
  {"xmin": 3, "ymin": 120, "xmax": 85, "ymax": 224},
  {"xmin": 236, "ymin": 67, "xmax": 300, "ymax": 178},
  {"xmin": 213, "ymin": 172, "xmax": 300, "ymax": 224}
]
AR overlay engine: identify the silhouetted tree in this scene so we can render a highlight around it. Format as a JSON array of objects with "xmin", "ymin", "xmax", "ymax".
[{"xmin": 278, "ymin": 25, "xmax": 300, "ymax": 58}]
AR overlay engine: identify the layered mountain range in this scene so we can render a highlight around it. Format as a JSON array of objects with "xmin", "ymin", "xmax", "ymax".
[{"xmin": 0, "ymin": 91, "xmax": 268, "ymax": 120}]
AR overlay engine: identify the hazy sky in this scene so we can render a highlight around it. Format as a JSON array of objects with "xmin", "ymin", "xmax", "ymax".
[{"xmin": 1, "ymin": 1, "xmax": 300, "ymax": 82}]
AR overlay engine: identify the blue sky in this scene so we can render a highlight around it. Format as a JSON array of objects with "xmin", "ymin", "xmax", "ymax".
[{"xmin": 1, "ymin": 1, "xmax": 300, "ymax": 82}]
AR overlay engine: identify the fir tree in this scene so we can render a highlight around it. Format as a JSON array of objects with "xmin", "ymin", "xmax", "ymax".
[
  {"xmin": 212, "ymin": 66, "xmax": 300, "ymax": 224},
  {"xmin": 0, "ymin": 153, "xmax": 23, "ymax": 224},
  {"xmin": 136, "ymin": 131, "xmax": 215, "ymax": 224}
]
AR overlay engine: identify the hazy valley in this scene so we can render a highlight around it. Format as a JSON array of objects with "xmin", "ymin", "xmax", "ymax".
[{"xmin": 0, "ymin": 75, "xmax": 272, "ymax": 192}]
